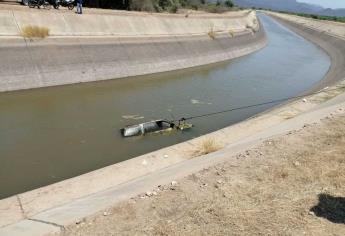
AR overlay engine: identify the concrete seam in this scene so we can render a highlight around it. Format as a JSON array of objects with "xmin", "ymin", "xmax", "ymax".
[
  {"xmin": 61, "ymin": 13, "xmax": 73, "ymax": 37},
  {"xmin": 28, "ymin": 218, "xmax": 65, "ymax": 231},
  {"xmin": 16, "ymin": 195, "xmax": 26, "ymax": 219},
  {"xmin": 11, "ymin": 10, "xmax": 21, "ymax": 36}
]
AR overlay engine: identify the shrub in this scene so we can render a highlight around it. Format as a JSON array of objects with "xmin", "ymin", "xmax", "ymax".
[
  {"xmin": 21, "ymin": 25, "xmax": 49, "ymax": 39},
  {"xmin": 168, "ymin": 4, "xmax": 179, "ymax": 13},
  {"xmin": 130, "ymin": 0, "xmax": 155, "ymax": 12},
  {"xmin": 208, "ymin": 26, "xmax": 216, "ymax": 39},
  {"xmin": 228, "ymin": 29, "xmax": 234, "ymax": 37},
  {"xmin": 224, "ymin": 0, "xmax": 234, "ymax": 8},
  {"xmin": 196, "ymin": 138, "xmax": 220, "ymax": 155},
  {"xmin": 202, "ymin": 3, "xmax": 231, "ymax": 13}
]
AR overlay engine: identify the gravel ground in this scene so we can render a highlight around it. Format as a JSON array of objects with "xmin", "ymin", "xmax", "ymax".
[{"xmin": 59, "ymin": 111, "xmax": 345, "ymax": 236}]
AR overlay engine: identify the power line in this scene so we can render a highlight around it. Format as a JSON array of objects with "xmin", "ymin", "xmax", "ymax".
[{"xmin": 174, "ymin": 86, "xmax": 345, "ymax": 122}]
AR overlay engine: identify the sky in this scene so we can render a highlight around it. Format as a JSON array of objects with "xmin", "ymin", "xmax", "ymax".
[{"xmin": 298, "ymin": 0, "xmax": 345, "ymax": 9}]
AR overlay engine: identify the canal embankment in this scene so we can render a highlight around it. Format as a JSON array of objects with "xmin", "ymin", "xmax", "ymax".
[
  {"xmin": 1, "ymin": 13, "xmax": 345, "ymax": 236},
  {"xmin": 0, "ymin": 10, "xmax": 266, "ymax": 92},
  {"xmin": 267, "ymin": 12, "xmax": 345, "ymax": 92}
]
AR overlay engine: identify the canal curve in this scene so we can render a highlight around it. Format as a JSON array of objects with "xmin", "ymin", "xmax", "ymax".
[{"xmin": 0, "ymin": 14, "xmax": 330, "ymax": 199}]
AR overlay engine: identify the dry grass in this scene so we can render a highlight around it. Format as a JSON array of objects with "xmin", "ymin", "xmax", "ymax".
[
  {"xmin": 207, "ymin": 26, "xmax": 216, "ymax": 40},
  {"xmin": 21, "ymin": 25, "xmax": 50, "ymax": 39},
  {"xmin": 195, "ymin": 138, "xmax": 221, "ymax": 156},
  {"xmin": 228, "ymin": 29, "xmax": 235, "ymax": 37}
]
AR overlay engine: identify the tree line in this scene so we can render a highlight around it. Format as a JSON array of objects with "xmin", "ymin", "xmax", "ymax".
[{"xmin": 83, "ymin": 0, "xmax": 235, "ymax": 13}]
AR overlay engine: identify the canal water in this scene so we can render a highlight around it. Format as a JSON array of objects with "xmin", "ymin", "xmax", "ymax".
[{"xmin": 0, "ymin": 15, "xmax": 330, "ymax": 199}]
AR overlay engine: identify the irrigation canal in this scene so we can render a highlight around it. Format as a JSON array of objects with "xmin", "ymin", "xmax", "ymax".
[{"xmin": 0, "ymin": 14, "xmax": 330, "ymax": 199}]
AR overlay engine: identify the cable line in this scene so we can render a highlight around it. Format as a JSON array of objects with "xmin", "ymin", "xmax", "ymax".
[{"xmin": 174, "ymin": 86, "xmax": 345, "ymax": 122}]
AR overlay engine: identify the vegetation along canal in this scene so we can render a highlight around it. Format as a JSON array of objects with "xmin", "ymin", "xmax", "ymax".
[{"xmin": 0, "ymin": 15, "xmax": 330, "ymax": 199}]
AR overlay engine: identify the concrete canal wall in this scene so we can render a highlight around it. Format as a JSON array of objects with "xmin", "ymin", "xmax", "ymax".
[
  {"xmin": 0, "ymin": 10, "xmax": 266, "ymax": 92},
  {"xmin": 267, "ymin": 12, "xmax": 345, "ymax": 92},
  {"xmin": 1, "ymin": 13, "xmax": 345, "ymax": 235}
]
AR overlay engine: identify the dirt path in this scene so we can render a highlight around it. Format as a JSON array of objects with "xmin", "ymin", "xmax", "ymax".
[{"xmin": 59, "ymin": 111, "xmax": 345, "ymax": 236}]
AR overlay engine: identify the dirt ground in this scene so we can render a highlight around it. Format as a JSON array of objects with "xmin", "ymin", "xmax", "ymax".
[{"xmin": 58, "ymin": 111, "xmax": 345, "ymax": 236}]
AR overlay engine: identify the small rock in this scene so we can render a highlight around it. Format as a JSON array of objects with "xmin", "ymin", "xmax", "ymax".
[
  {"xmin": 75, "ymin": 219, "xmax": 81, "ymax": 225},
  {"xmin": 293, "ymin": 161, "xmax": 301, "ymax": 167},
  {"xmin": 163, "ymin": 186, "xmax": 169, "ymax": 190},
  {"xmin": 217, "ymin": 180, "xmax": 223, "ymax": 184},
  {"xmin": 146, "ymin": 191, "xmax": 153, "ymax": 197},
  {"xmin": 322, "ymin": 187, "xmax": 328, "ymax": 192},
  {"xmin": 171, "ymin": 181, "xmax": 178, "ymax": 186},
  {"xmin": 302, "ymin": 98, "xmax": 307, "ymax": 103},
  {"xmin": 142, "ymin": 160, "xmax": 148, "ymax": 166},
  {"xmin": 164, "ymin": 154, "xmax": 169, "ymax": 158},
  {"xmin": 308, "ymin": 211, "xmax": 315, "ymax": 216},
  {"xmin": 152, "ymin": 191, "xmax": 158, "ymax": 196},
  {"xmin": 103, "ymin": 212, "xmax": 108, "ymax": 216}
]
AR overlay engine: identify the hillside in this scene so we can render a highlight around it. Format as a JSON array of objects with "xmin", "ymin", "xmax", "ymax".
[{"xmin": 233, "ymin": 0, "xmax": 345, "ymax": 17}]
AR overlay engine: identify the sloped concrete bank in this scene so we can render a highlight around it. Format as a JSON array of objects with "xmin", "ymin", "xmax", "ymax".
[
  {"xmin": 267, "ymin": 12, "xmax": 345, "ymax": 92},
  {"xmin": 1, "ymin": 14, "xmax": 345, "ymax": 236},
  {"xmin": 0, "ymin": 10, "xmax": 257, "ymax": 37},
  {"xmin": 0, "ymin": 10, "xmax": 266, "ymax": 92}
]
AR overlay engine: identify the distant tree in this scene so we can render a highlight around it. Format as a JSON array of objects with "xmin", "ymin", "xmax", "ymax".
[{"xmin": 224, "ymin": 0, "xmax": 233, "ymax": 8}]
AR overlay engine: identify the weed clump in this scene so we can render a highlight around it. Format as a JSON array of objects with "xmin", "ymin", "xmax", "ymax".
[
  {"xmin": 229, "ymin": 29, "xmax": 234, "ymax": 37},
  {"xmin": 195, "ymin": 138, "xmax": 221, "ymax": 156},
  {"xmin": 21, "ymin": 25, "xmax": 49, "ymax": 39},
  {"xmin": 208, "ymin": 26, "xmax": 216, "ymax": 39}
]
